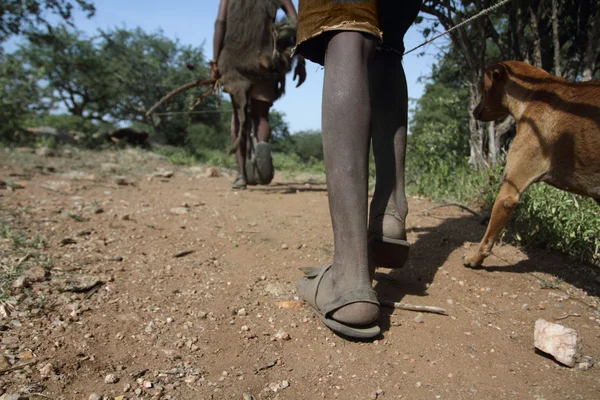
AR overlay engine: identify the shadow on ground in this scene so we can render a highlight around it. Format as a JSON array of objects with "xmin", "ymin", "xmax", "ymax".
[{"xmin": 374, "ymin": 211, "xmax": 600, "ymax": 333}]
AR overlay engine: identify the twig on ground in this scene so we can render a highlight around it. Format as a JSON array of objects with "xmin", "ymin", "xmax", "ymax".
[
  {"xmin": 0, "ymin": 358, "xmax": 40, "ymax": 376},
  {"xmin": 174, "ymin": 250, "xmax": 194, "ymax": 258},
  {"xmin": 554, "ymin": 313, "xmax": 581, "ymax": 321},
  {"xmin": 29, "ymin": 394, "xmax": 55, "ymax": 400},
  {"xmin": 17, "ymin": 252, "xmax": 31, "ymax": 266},
  {"xmin": 39, "ymin": 184, "xmax": 58, "ymax": 192},
  {"xmin": 420, "ymin": 202, "xmax": 482, "ymax": 218},
  {"xmin": 380, "ymin": 299, "xmax": 448, "ymax": 315}
]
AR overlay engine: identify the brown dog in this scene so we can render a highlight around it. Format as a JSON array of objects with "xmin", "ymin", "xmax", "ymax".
[{"xmin": 463, "ymin": 60, "xmax": 600, "ymax": 268}]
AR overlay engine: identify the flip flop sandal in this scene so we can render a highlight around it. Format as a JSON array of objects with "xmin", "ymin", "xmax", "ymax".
[
  {"xmin": 298, "ymin": 265, "xmax": 381, "ymax": 339},
  {"xmin": 368, "ymin": 208, "xmax": 410, "ymax": 269},
  {"xmin": 253, "ymin": 142, "xmax": 274, "ymax": 185},
  {"xmin": 231, "ymin": 175, "xmax": 247, "ymax": 190}
]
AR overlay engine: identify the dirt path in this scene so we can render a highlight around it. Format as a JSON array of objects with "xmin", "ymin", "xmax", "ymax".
[{"xmin": 1, "ymin": 149, "xmax": 599, "ymax": 399}]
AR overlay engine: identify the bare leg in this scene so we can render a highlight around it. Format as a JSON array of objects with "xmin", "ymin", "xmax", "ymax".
[
  {"xmin": 368, "ymin": 50, "xmax": 409, "ymax": 265},
  {"xmin": 230, "ymin": 98, "xmax": 246, "ymax": 183},
  {"xmin": 297, "ymin": 32, "xmax": 378, "ymax": 325},
  {"xmin": 250, "ymin": 98, "xmax": 272, "ymax": 143}
]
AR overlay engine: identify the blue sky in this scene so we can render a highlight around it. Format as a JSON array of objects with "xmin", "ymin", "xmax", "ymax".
[{"xmin": 10, "ymin": 1, "xmax": 445, "ymax": 133}]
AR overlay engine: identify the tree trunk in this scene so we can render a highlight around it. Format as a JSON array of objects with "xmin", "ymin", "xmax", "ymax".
[
  {"xmin": 529, "ymin": 3, "xmax": 544, "ymax": 68},
  {"xmin": 551, "ymin": 0, "xmax": 562, "ymax": 76},
  {"xmin": 487, "ymin": 121, "xmax": 498, "ymax": 166},
  {"xmin": 582, "ymin": 6, "xmax": 600, "ymax": 81},
  {"xmin": 468, "ymin": 81, "xmax": 489, "ymax": 170}
]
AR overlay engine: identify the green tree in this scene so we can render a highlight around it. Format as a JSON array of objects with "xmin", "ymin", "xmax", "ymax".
[
  {"xmin": 16, "ymin": 25, "xmax": 222, "ymax": 145},
  {"xmin": 0, "ymin": 51, "xmax": 49, "ymax": 141},
  {"xmin": 0, "ymin": 0, "xmax": 95, "ymax": 44}
]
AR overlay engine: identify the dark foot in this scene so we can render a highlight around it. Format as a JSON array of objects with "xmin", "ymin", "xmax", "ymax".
[
  {"xmin": 297, "ymin": 265, "xmax": 379, "ymax": 328},
  {"xmin": 231, "ymin": 175, "xmax": 247, "ymax": 190}
]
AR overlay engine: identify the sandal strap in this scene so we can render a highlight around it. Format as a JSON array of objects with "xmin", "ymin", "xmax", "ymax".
[
  {"xmin": 300, "ymin": 265, "xmax": 379, "ymax": 316},
  {"xmin": 321, "ymin": 288, "xmax": 379, "ymax": 317}
]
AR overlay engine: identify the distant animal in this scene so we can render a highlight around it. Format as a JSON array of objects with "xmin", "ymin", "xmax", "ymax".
[
  {"xmin": 217, "ymin": 0, "xmax": 296, "ymax": 154},
  {"xmin": 463, "ymin": 61, "xmax": 600, "ymax": 268}
]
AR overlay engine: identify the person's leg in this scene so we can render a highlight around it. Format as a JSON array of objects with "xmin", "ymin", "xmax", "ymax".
[
  {"xmin": 230, "ymin": 98, "xmax": 247, "ymax": 188},
  {"xmin": 368, "ymin": 50, "xmax": 409, "ymax": 265},
  {"xmin": 297, "ymin": 31, "xmax": 379, "ymax": 326},
  {"xmin": 250, "ymin": 98, "xmax": 272, "ymax": 143},
  {"xmin": 249, "ymin": 98, "xmax": 275, "ymax": 185}
]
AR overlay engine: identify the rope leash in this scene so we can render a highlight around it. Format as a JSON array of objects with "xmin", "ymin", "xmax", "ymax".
[{"xmin": 403, "ymin": 0, "xmax": 512, "ymax": 56}]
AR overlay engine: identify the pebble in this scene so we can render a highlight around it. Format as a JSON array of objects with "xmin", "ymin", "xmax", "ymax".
[
  {"xmin": 237, "ymin": 308, "xmax": 247, "ymax": 316},
  {"xmin": 104, "ymin": 373, "xmax": 119, "ymax": 384},
  {"xmin": 281, "ymin": 244, "xmax": 289, "ymax": 250},
  {"xmin": 89, "ymin": 394, "xmax": 102, "ymax": 400},
  {"xmin": 241, "ymin": 325, "xmax": 250, "ymax": 332},
  {"xmin": 170, "ymin": 207, "xmax": 189, "ymax": 215},
  {"xmin": 39, "ymin": 363, "xmax": 55, "ymax": 378},
  {"xmin": 205, "ymin": 167, "xmax": 220, "ymax": 177},
  {"xmin": 275, "ymin": 329, "xmax": 291, "ymax": 341},
  {"xmin": 414, "ymin": 314, "xmax": 424, "ymax": 324}
]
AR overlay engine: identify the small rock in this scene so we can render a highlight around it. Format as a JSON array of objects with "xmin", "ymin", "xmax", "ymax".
[
  {"xmin": 89, "ymin": 394, "xmax": 102, "ymax": 400},
  {"xmin": 111, "ymin": 256, "xmax": 123, "ymax": 262},
  {"xmin": 241, "ymin": 325, "xmax": 250, "ymax": 331},
  {"xmin": 534, "ymin": 319, "xmax": 581, "ymax": 367},
  {"xmin": 35, "ymin": 147, "xmax": 55, "ymax": 157},
  {"xmin": 414, "ymin": 313, "xmax": 424, "ymax": 324},
  {"xmin": 371, "ymin": 388, "xmax": 385, "ymax": 399},
  {"xmin": 577, "ymin": 356, "xmax": 594, "ymax": 371},
  {"xmin": 237, "ymin": 308, "xmax": 247, "ymax": 316},
  {"xmin": 170, "ymin": 207, "xmax": 189, "ymax": 215},
  {"xmin": 101, "ymin": 163, "xmax": 119, "ymax": 173},
  {"xmin": 281, "ymin": 244, "xmax": 289, "ymax": 250},
  {"xmin": 153, "ymin": 169, "xmax": 174, "ymax": 178},
  {"xmin": 104, "ymin": 373, "xmax": 119, "ymax": 384},
  {"xmin": 205, "ymin": 167, "xmax": 219, "ymax": 177},
  {"xmin": 123, "ymin": 383, "xmax": 131, "ymax": 392},
  {"xmin": 39, "ymin": 363, "xmax": 55, "ymax": 378},
  {"xmin": 114, "ymin": 176, "xmax": 133, "ymax": 186},
  {"xmin": 12, "ymin": 276, "xmax": 28, "ymax": 289},
  {"xmin": 143, "ymin": 380, "xmax": 153, "ymax": 388},
  {"xmin": 275, "ymin": 329, "xmax": 291, "ymax": 341}
]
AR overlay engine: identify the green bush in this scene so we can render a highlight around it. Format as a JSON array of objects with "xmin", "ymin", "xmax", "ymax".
[{"xmin": 512, "ymin": 185, "xmax": 599, "ymax": 265}]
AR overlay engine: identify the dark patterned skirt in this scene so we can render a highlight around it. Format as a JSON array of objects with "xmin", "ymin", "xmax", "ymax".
[{"xmin": 296, "ymin": 0, "xmax": 422, "ymax": 65}]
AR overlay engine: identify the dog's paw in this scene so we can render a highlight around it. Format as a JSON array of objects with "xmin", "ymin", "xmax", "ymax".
[{"xmin": 463, "ymin": 252, "xmax": 484, "ymax": 268}]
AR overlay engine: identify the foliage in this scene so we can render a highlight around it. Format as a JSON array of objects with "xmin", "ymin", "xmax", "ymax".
[
  {"xmin": 0, "ymin": 0, "xmax": 95, "ymax": 44},
  {"xmin": 15, "ymin": 25, "xmax": 222, "ymax": 145},
  {"xmin": 0, "ymin": 52, "xmax": 49, "ymax": 142},
  {"xmin": 512, "ymin": 186, "xmax": 600, "ymax": 265}
]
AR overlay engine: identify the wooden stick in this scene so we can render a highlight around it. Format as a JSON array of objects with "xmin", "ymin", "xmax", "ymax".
[
  {"xmin": 146, "ymin": 78, "xmax": 215, "ymax": 117},
  {"xmin": 420, "ymin": 201, "xmax": 482, "ymax": 218},
  {"xmin": 380, "ymin": 299, "xmax": 448, "ymax": 315},
  {"xmin": 0, "ymin": 358, "xmax": 40, "ymax": 376}
]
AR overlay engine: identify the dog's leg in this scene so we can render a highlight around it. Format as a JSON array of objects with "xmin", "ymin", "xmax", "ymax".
[{"xmin": 464, "ymin": 134, "xmax": 547, "ymax": 267}]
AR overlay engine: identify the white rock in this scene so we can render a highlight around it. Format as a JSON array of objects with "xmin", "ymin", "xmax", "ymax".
[
  {"xmin": 534, "ymin": 319, "xmax": 581, "ymax": 367},
  {"xmin": 169, "ymin": 207, "xmax": 189, "ymax": 215},
  {"xmin": 89, "ymin": 394, "xmax": 102, "ymax": 400},
  {"xmin": 104, "ymin": 373, "xmax": 119, "ymax": 384}
]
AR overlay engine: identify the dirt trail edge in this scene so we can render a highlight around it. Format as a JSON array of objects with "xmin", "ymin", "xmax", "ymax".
[{"xmin": 1, "ymin": 149, "xmax": 599, "ymax": 399}]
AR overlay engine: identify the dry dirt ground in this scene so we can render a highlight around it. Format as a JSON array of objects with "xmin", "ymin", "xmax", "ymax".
[{"xmin": 1, "ymin": 148, "xmax": 599, "ymax": 400}]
